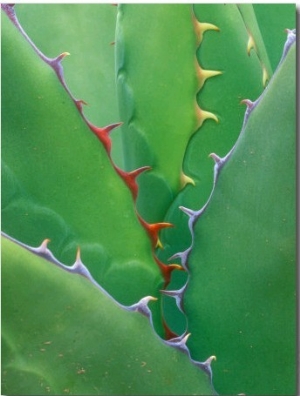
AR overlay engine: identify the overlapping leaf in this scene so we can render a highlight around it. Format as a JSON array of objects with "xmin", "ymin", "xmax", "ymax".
[
  {"xmin": 184, "ymin": 34, "xmax": 296, "ymax": 395},
  {"xmin": 1, "ymin": 236, "xmax": 215, "ymax": 395},
  {"xmin": 1, "ymin": 9, "xmax": 162, "ymax": 309}
]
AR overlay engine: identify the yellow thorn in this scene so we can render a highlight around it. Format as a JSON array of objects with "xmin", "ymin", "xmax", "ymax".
[
  {"xmin": 148, "ymin": 296, "xmax": 158, "ymax": 302},
  {"xmin": 196, "ymin": 104, "xmax": 219, "ymax": 129},
  {"xmin": 56, "ymin": 52, "xmax": 70, "ymax": 62},
  {"xmin": 180, "ymin": 171, "xmax": 195, "ymax": 188},
  {"xmin": 262, "ymin": 65, "xmax": 269, "ymax": 87},
  {"xmin": 76, "ymin": 247, "xmax": 81, "ymax": 261},
  {"xmin": 40, "ymin": 238, "xmax": 51, "ymax": 250},
  {"xmin": 247, "ymin": 34, "xmax": 255, "ymax": 55},
  {"xmin": 182, "ymin": 333, "xmax": 192, "ymax": 343},
  {"xmin": 196, "ymin": 62, "xmax": 222, "ymax": 90},
  {"xmin": 194, "ymin": 19, "xmax": 220, "ymax": 44},
  {"xmin": 207, "ymin": 355, "xmax": 217, "ymax": 364},
  {"xmin": 156, "ymin": 238, "xmax": 163, "ymax": 250}
]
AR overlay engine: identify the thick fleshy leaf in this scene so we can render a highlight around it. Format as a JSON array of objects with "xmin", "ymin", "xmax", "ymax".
[
  {"xmin": 1, "ymin": 8, "xmax": 162, "ymax": 309},
  {"xmin": 158, "ymin": 4, "xmax": 269, "ymax": 263},
  {"xmin": 116, "ymin": 4, "xmax": 199, "ymax": 223},
  {"xmin": 184, "ymin": 36, "xmax": 296, "ymax": 395},
  {"xmin": 15, "ymin": 4, "xmax": 117, "ymax": 125},
  {"xmin": 253, "ymin": 4, "xmax": 296, "ymax": 72},
  {"xmin": 157, "ymin": 4, "xmax": 271, "ymax": 335},
  {"xmin": 1, "ymin": 236, "xmax": 216, "ymax": 395},
  {"xmin": 14, "ymin": 3, "xmax": 125, "ymax": 167},
  {"xmin": 1, "ymin": 4, "xmax": 297, "ymax": 395}
]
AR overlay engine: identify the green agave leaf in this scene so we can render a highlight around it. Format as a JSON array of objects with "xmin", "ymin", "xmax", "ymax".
[
  {"xmin": 159, "ymin": 4, "xmax": 268, "ymax": 263},
  {"xmin": 14, "ymin": 4, "xmax": 125, "ymax": 168},
  {"xmin": 1, "ymin": 9, "xmax": 163, "ymax": 309},
  {"xmin": 1, "ymin": 236, "xmax": 216, "ymax": 395},
  {"xmin": 184, "ymin": 34, "xmax": 296, "ymax": 395},
  {"xmin": 253, "ymin": 4, "xmax": 296, "ymax": 73},
  {"xmin": 236, "ymin": 3, "xmax": 273, "ymax": 83},
  {"xmin": 15, "ymin": 4, "xmax": 118, "ymax": 126},
  {"xmin": 157, "ymin": 4, "xmax": 271, "ymax": 335},
  {"xmin": 116, "ymin": 4, "xmax": 199, "ymax": 223}
]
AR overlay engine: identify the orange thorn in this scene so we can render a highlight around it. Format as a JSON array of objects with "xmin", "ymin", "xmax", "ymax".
[
  {"xmin": 153, "ymin": 255, "xmax": 183, "ymax": 288},
  {"xmin": 138, "ymin": 215, "xmax": 173, "ymax": 248}
]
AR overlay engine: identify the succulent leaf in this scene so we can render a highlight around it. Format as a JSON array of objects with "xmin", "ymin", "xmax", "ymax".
[
  {"xmin": 1, "ymin": 236, "xmax": 216, "ymax": 395},
  {"xmin": 184, "ymin": 31, "xmax": 296, "ymax": 395},
  {"xmin": 1, "ymin": 8, "xmax": 163, "ymax": 312},
  {"xmin": 116, "ymin": 4, "xmax": 199, "ymax": 223},
  {"xmin": 1, "ymin": 4, "xmax": 296, "ymax": 395},
  {"xmin": 253, "ymin": 4, "xmax": 296, "ymax": 73}
]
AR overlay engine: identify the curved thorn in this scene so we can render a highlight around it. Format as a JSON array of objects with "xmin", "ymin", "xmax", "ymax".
[
  {"xmin": 209, "ymin": 152, "xmax": 222, "ymax": 164},
  {"xmin": 193, "ymin": 355, "xmax": 217, "ymax": 380},
  {"xmin": 127, "ymin": 296, "xmax": 157, "ymax": 324},
  {"xmin": 164, "ymin": 332, "xmax": 191, "ymax": 357},
  {"xmin": 55, "ymin": 51, "xmax": 70, "ymax": 63},
  {"xmin": 88, "ymin": 122, "xmax": 122, "ymax": 154},
  {"xmin": 168, "ymin": 247, "xmax": 192, "ymax": 271},
  {"xmin": 153, "ymin": 255, "xmax": 183, "ymax": 288},
  {"xmin": 74, "ymin": 99, "xmax": 88, "ymax": 113},
  {"xmin": 116, "ymin": 165, "xmax": 151, "ymax": 200},
  {"xmin": 137, "ymin": 214, "xmax": 173, "ymax": 248},
  {"xmin": 180, "ymin": 171, "xmax": 195, "ymax": 188},
  {"xmin": 161, "ymin": 283, "xmax": 187, "ymax": 313}
]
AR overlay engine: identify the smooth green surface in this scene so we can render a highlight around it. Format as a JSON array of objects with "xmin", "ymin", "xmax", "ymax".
[
  {"xmin": 237, "ymin": 3, "xmax": 273, "ymax": 82},
  {"xmin": 253, "ymin": 4, "xmax": 296, "ymax": 73},
  {"xmin": 185, "ymin": 41, "xmax": 296, "ymax": 395},
  {"xmin": 1, "ymin": 11, "xmax": 162, "ymax": 308},
  {"xmin": 16, "ymin": 3, "xmax": 124, "ymax": 167},
  {"xmin": 116, "ymin": 4, "xmax": 198, "ymax": 223},
  {"xmin": 1, "ymin": 236, "xmax": 215, "ymax": 395},
  {"xmin": 15, "ymin": 4, "xmax": 117, "ymax": 125}
]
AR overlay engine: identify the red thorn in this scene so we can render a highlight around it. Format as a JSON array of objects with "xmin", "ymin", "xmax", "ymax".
[
  {"xmin": 116, "ymin": 166, "xmax": 151, "ymax": 200},
  {"xmin": 88, "ymin": 122, "xmax": 122, "ymax": 154},
  {"xmin": 163, "ymin": 319, "xmax": 180, "ymax": 341},
  {"xmin": 137, "ymin": 214, "xmax": 173, "ymax": 248},
  {"xmin": 74, "ymin": 99, "xmax": 88, "ymax": 113},
  {"xmin": 153, "ymin": 255, "xmax": 183, "ymax": 288}
]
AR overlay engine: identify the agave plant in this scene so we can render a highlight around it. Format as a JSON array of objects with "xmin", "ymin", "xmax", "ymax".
[{"xmin": 1, "ymin": 4, "xmax": 296, "ymax": 395}]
